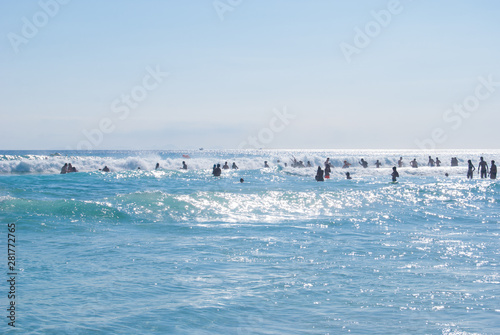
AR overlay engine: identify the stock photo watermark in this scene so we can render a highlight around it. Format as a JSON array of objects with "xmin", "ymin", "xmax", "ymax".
[
  {"xmin": 238, "ymin": 107, "xmax": 295, "ymax": 149},
  {"xmin": 213, "ymin": 0, "xmax": 244, "ymax": 21},
  {"xmin": 339, "ymin": 0, "xmax": 406, "ymax": 64},
  {"xmin": 70, "ymin": 65, "xmax": 168, "ymax": 150},
  {"xmin": 415, "ymin": 74, "xmax": 499, "ymax": 150},
  {"xmin": 7, "ymin": 0, "xmax": 71, "ymax": 54}
]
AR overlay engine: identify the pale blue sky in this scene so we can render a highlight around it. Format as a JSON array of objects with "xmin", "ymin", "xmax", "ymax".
[{"xmin": 1, "ymin": 0, "xmax": 499, "ymax": 150}]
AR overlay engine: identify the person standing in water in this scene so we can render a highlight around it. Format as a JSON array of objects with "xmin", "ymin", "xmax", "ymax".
[
  {"xmin": 467, "ymin": 160, "xmax": 475, "ymax": 179},
  {"xmin": 435, "ymin": 157, "xmax": 441, "ymax": 167},
  {"xmin": 478, "ymin": 157, "xmax": 489, "ymax": 178},
  {"xmin": 490, "ymin": 160, "xmax": 497, "ymax": 179},
  {"xmin": 222, "ymin": 162, "xmax": 229, "ymax": 170},
  {"xmin": 324, "ymin": 163, "xmax": 331, "ymax": 179},
  {"xmin": 264, "ymin": 161, "xmax": 270, "ymax": 168},
  {"xmin": 232, "ymin": 162, "xmax": 238, "ymax": 169},
  {"xmin": 375, "ymin": 160, "xmax": 382, "ymax": 168},
  {"xmin": 398, "ymin": 157, "xmax": 403, "ymax": 167},
  {"xmin": 315, "ymin": 166, "xmax": 324, "ymax": 181},
  {"xmin": 428, "ymin": 156, "xmax": 435, "ymax": 167},
  {"xmin": 60, "ymin": 163, "xmax": 68, "ymax": 174},
  {"xmin": 155, "ymin": 163, "xmax": 160, "ymax": 170},
  {"xmin": 359, "ymin": 159, "xmax": 368, "ymax": 168},
  {"xmin": 410, "ymin": 159, "xmax": 418, "ymax": 168},
  {"xmin": 345, "ymin": 172, "xmax": 352, "ymax": 180},
  {"xmin": 391, "ymin": 166, "xmax": 399, "ymax": 182},
  {"xmin": 182, "ymin": 161, "xmax": 188, "ymax": 170},
  {"xmin": 342, "ymin": 160, "xmax": 351, "ymax": 168}
]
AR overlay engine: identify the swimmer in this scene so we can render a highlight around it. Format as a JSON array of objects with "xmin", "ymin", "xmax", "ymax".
[
  {"xmin": 137, "ymin": 167, "xmax": 141, "ymax": 170},
  {"xmin": 478, "ymin": 157, "xmax": 488, "ymax": 178},
  {"xmin": 359, "ymin": 159, "xmax": 368, "ymax": 168},
  {"xmin": 410, "ymin": 159, "xmax": 418, "ymax": 168},
  {"xmin": 342, "ymin": 160, "xmax": 351, "ymax": 169},
  {"xmin": 324, "ymin": 158, "xmax": 330, "ymax": 168},
  {"xmin": 182, "ymin": 161, "xmax": 188, "ymax": 170},
  {"xmin": 345, "ymin": 172, "xmax": 352, "ymax": 180},
  {"xmin": 222, "ymin": 162, "xmax": 229, "ymax": 170},
  {"xmin": 324, "ymin": 163, "xmax": 331, "ymax": 179},
  {"xmin": 451, "ymin": 157, "xmax": 458, "ymax": 166},
  {"xmin": 264, "ymin": 161, "xmax": 270, "ymax": 168},
  {"xmin": 391, "ymin": 166, "xmax": 399, "ymax": 182},
  {"xmin": 375, "ymin": 160, "xmax": 382, "ymax": 168},
  {"xmin": 60, "ymin": 163, "xmax": 68, "ymax": 174},
  {"xmin": 398, "ymin": 157, "xmax": 403, "ymax": 167},
  {"xmin": 240, "ymin": 178, "xmax": 244, "ymax": 183},
  {"xmin": 102, "ymin": 166, "xmax": 110, "ymax": 172},
  {"xmin": 71, "ymin": 166, "xmax": 78, "ymax": 173},
  {"xmin": 467, "ymin": 160, "xmax": 475, "ymax": 179},
  {"xmin": 67, "ymin": 163, "xmax": 73, "ymax": 173},
  {"xmin": 445, "ymin": 173, "xmax": 449, "ymax": 177},
  {"xmin": 155, "ymin": 163, "xmax": 160, "ymax": 170},
  {"xmin": 435, "ymin": 157, "xmax": 441, "ymax": 167},
  {"xmin": 307, "ymin": 161, "xmax": 312, "ymax": 167},
  {"xmin": 490, "ymin": 160, "xmax": 497, "ymax": 179},
  {"xmin": 315, "ymin": 166, "xmax": 324, "ymax": 182},
  {"xmin": 428, "ymin": 156, "xmax": 435, "ymax": 167}
]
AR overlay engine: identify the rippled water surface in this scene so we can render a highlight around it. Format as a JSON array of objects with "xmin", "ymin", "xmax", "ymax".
[{"xmin": 1, "ymin": 150, "xmax": 499, "ymax": 334}]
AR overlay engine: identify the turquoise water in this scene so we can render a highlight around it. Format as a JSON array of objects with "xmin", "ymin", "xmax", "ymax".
[{"xmin": 1, "ymin": 150, "xmax": 499, "ymax": 334}]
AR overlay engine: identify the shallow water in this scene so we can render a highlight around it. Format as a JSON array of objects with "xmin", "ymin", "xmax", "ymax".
[{"xmin": 1, "ymin": 150, "xmax": 499, "ymax": 334}]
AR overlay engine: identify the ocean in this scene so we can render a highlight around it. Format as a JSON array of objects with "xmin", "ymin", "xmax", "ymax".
[{"xmin": 1, "ymin": 149, "xmax": 499, "ymax": 334}]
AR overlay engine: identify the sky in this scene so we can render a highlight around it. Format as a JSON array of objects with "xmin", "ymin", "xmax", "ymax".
[{"xmin": 1, "ymin": 0, "xmax": 499, "ymax": 150}]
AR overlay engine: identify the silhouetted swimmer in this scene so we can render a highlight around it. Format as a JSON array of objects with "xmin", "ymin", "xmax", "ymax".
[
  {"xmin": 451, "ymin": 157, "xmax": 458, "ymax": 166},
  {"xmin": 324, "ymin": 163, "xmax": 331, "ymax": 179},
  {"xmin": 232, "ymin": 162, "xmax": 238, "ymax": 169},
  {"xmin": 60, "ymin": 163, "xmax": 68, "ymax": 174},
  {"xmin": 102, "ymin": 166, "xmax": 110, "ymax": 172},
  {"xmin": 359, "ymin": 159, "xmax": 368, "ymax": 168},
  {"xmin": 490, "ymin": 160, "xmax": 497, "ymax": 179},
  {"xmin": 391, "ymin": 166, "xmax": 399, "ymax": 182},
  {"xmin": 155, "ymin": 163, "xmax": 160, "ymax": 170},
  {"xmin": 324, "ymin": 158, "xmax": 330, "ymax": 168},
  {"xmin": 467, "ymin": 160, "xmax": 475, "ymax": 179},
  {"xmin": 315, "ymin": 166, "xmax": 324, "ymax": 181},
  {"xmin": 240, "ymin": 178, "xmax": 244, "ymax": 183},
  {"xmin": 182, "ymin": 161, "xmax": 188, "ymax": 170},
  {"xmin": 436, "ymin": 157, "xmax": 441, "ymax": 167},
  {"xmin": 137, "ymin": 167, "xmax": 141, "ymax": 170},
  {"xmin": 445, "ymin": 173, "xmax": 449, "ymax": 177},
  {"xmin": 222, "ymin": 162, "xmax": 229, "ymax": 170},
  {"xmin": 284, "ymin": 163, "xmax": 287, "ymax": 167},
  {"xmin": 71, "ymin": 167, "xmax": 78, "ymax": 173},
  {"xmin": 410, "ymin": 159, "xmax": 418, "ymax": 168},
  {"xmin": 307, "ymin": 161, "xmax": 312, "ymax": 167},
  {"xmin": 342, "ymin": 160, "xmax": 351, "ymax": 169},
  {"xmin": 264, "ymin": 161, "xmax": 269, "ymax": 168},
  {"xmin": 428, "ymin": 156, "xmax": 435, "ymax": 167},
  {"xmin": 345, "ymin": 172, "xmax": 352, "ymax": 180},
  {"xmin": 398, "ymin": 157, "xmax": 403, "ymax": 167},
  {"xmin": 375, "ymin": 160, "xmax": 382, "ymax": 168},
  {"xmin": 478, "ymin": 157, "xmax": 488, "ymax": 178}
]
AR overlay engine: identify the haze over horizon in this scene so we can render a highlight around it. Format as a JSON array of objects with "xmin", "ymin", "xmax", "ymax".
[{"xmin": 2, "ymin": 1, "xmax": 499, "ymax": 150}]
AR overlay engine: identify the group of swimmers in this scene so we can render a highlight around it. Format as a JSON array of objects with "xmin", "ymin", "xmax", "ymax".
[
  {"xmin": 61, "ymin": 155, "xmax": 497, "ymax": 182},
  {"xmin": 60, "ymin": 163, "xmax": 78, "ymax": 174},
  {"xmin": 466, "ymin": 157, "xmax": 497, "ymax": 179},
  {"xmin": 212, "ymin": 161, "xmax": 239, "ymax": 176}
]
